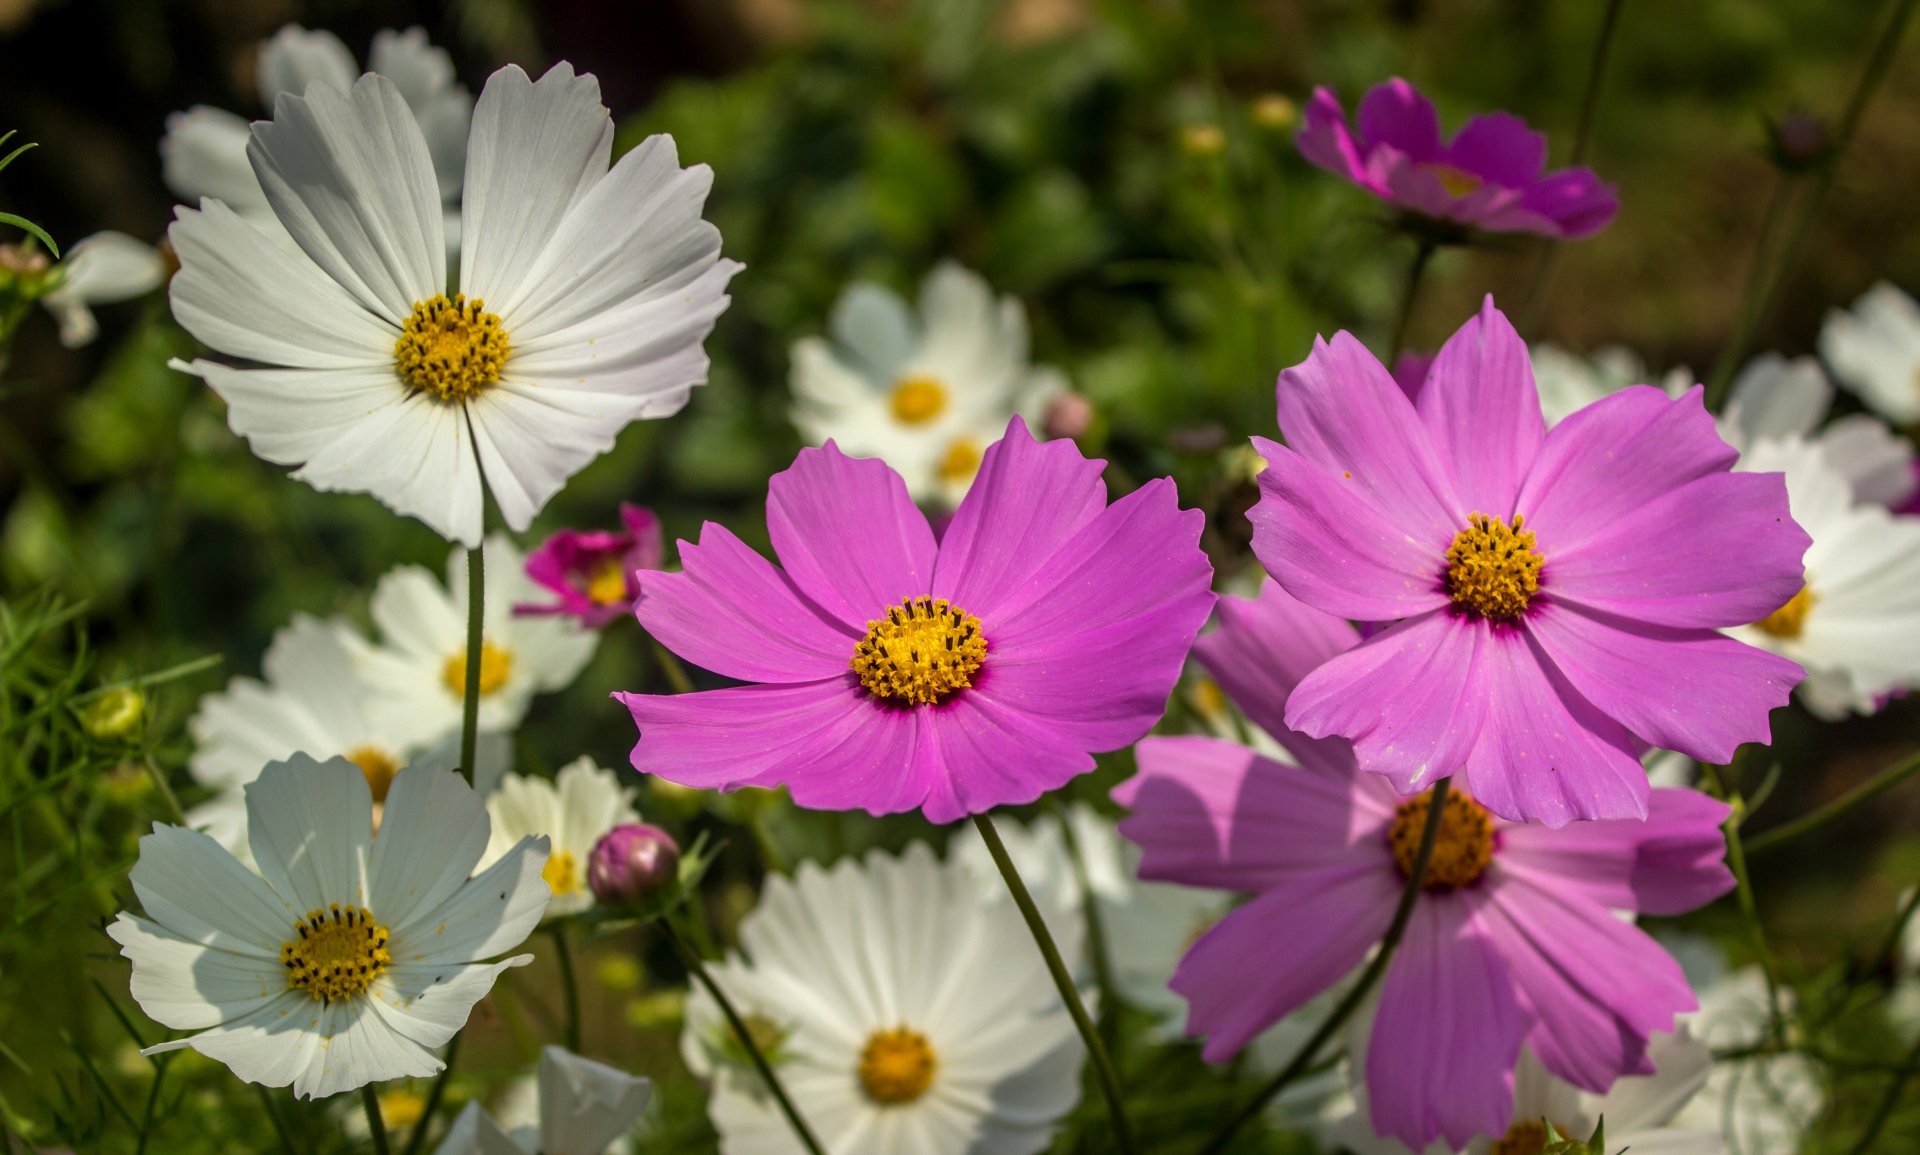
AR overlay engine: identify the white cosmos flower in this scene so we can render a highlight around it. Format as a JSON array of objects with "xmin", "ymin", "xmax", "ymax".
[
  {"xmin": 1721, "ymin": 353, "xmax": 1915, "ymax": 507},
  {"xmin": 1820, "ymin": 281, "xmax": 1920, "ymax": 426},
  {"xmin": 482, "ymin": 758, "xmax": 639, "ymax": 918},
  {"xmin": 683, "ymin": 843, "xmax": 1085, "ymax": 1155},
  {"xmin": 791, "ymin": 262, "xmax": 1065, "ymax": 506},
  {"xmin": 434, "ymin": 1046, "xmax": 651, "ymax": 1155},
  {"xmin": 1726, "ymin": 438, "xmax": 1920, "ymax": 719},
  {"xmin": 1528, "ymin": 343, "xmax": 1693, "ymax": 426},
  {"xmin": 168, "ymin": 63, "xmax": 739, "ymax": 545},
  {"xmin": 346, "ymin": 534, "xmax": 597, "ymax": 751},
  {"xmin": 107, "ymin": 756, "xmax": 551, "ymax": 1099},
  {"xmin": 40, "ymin": 231, "xmax": 168, "ymax": 347},
  {"xmin": 162, "ymin": 25, "xmax": 470, "ymax": 244}
]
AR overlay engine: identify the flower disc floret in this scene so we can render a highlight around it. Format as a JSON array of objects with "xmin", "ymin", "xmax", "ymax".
[
  {"xmin": 1389, "ymin": 787, "xmax": 1495, "ymax": 890},
  {"xmin": 1754, "ymin": 586, "xmax": 1814, "ymax": 639},
  {"xmin": 394, "ymin": 293, "xmax": 509, "ymax": 402},
  {"xmin": 889, "ymin": 375, "xmax": 947, "ymax": 425},
  {"xmin": 852, "ymin": 596, "xmax": 987, "ymax": 707},
  {"xmin": 859, "ymin": 1027, "xmax": 937, "ymax": 1104},
  {"xmin": 1445, "ymin": 513, "xmax": 1542, "ymax": 621},
  {"xmin": 281, "ymin": 904, "xmax": 391, "ymax": 1003},
  {"xmin": 442, "ymin": 641, "xmax": 513, "ymax": 697}
]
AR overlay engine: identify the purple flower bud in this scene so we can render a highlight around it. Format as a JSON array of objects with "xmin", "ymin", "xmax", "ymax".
[
  {"xmin": 588, "ymin": 823, "xmax": 681, "ymax": 906},
  {"xmin": 1771, "ymin": 111, "xmax": 1831, "ymax": 170},
  {"xmin": 1041, "ymin": 391, "xmax": 1095, "ymax": 440}
]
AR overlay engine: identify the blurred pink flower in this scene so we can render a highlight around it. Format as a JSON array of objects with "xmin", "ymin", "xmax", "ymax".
[{"xmin": 517, "ymin": 503, "xmax": 663, "ymax": 627}]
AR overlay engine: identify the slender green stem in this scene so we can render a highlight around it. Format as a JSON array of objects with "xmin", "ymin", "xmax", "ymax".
[
  {"xmin": 361, "ymin": 1085, "xmax": 392, "ymax": 1155},
  {"xmin": 398, "ymin": 1033, "xmax": 460, "ymax": 1155},
  {"xmin": 1386, "ymin": 240, "xmax": 1436, "ymax": 365},
  {"xmin": 1051, "ymin": 799, "xmax": 1120, "ymax": 1054},
  {"xmin": 134, "ymin": 1054, "xmax": 168, "ymax": 1155},
  {"xmin": 254, "ymin": 1085, "xmax": 296, "ymax": 1153},
  {"xmin": 1746, "ymin": 750, "xmax": 1920, "ymax": 856},
  {"xmin": 1702, "ymin": 171, "xmax": 1797, "ymax": 410},
  {"xmin": 974, "ymin": 812, "xmax": 1138, "ymax": 1155},
  {"xmin": 1518, "ymin": 0, "xmax": 1628, "ymax": 333},
  {"xmin": 1700, "ymin": 762, "xmax": 1786, "ymax": 1043},
  {"xmin": 141, "ymin": 755, "xmax": 185, "ymax": 825},
  {"xmin": 550, "ymin": 923, "xmax": 582, "ymax": 1053},
  {"xmin": 1845, "ymin": 1031, "xmax": 1920, "ymax": 1155},
  {"xmin": 1870, "ymin": 884, "xmax": 1920, "ymax": 981},
  {"xmin": 652, "ymin": 638, "xmax": 696, "ymax": 695},
  {"xmin": 1195, "ymin": 777, "xmax": 1453, "ymax": 1155},
  {"xmin": 459, "ymin": 544, "xmax": 484, "ymax": 783},
  {"xmin": 661, "ymin": 917, "xmax": 828, "ymax": 1155}
]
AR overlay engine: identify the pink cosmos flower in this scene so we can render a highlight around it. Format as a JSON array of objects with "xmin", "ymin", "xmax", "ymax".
[
  {"xmin": 1114, "ymin": 580, "xmax": 1734, "ymax": 1150},
  {"xmin": 615, "ymin": 417, "xmax": 1215, "ymax": 823},
  {"xmin": 1297, "ymin": 78, "xmax": 1618, "ymax": 239},
  {"xmin": 517, "ymin": 503, "xmax": 663, "ymax": 628},
  {"xmin": 1252, "ymin": 298, "xmax": 1807, "ymax": 826}
]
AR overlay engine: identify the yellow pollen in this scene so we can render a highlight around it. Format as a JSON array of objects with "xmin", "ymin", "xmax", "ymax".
[
  {"xmin": 1422, "ymin": 162, "xmax": 1485, "ymax": 197},
  {"xmin": 851, "ymin": 596, "xmax": 987, "ymax": 706},
  {"xmin": 1490, "ymin": 1120, "xmax": 1549, "ymax": 1155},
  {"xmin": 1389, "ymin": 787, "xmax": 1496, "ymax": 891},
  {"xmin": 543, "ymin": 849, "xmax": 582, "ymax": 897},
  {"xmin": 376, "ymin": 1089, "xmax": 427, "ymax": 1131},
  {"xmin": 280, "ymin": 904, "xmax": 391, "ymax": 1003},
  {"xmin": 889, "ymin": 375, "xmax": 948, "ymax": 425},
  {"xmin": 858, "ymin": 1027, "xmax": 937, "ymax": 1105},
  {"xmin": 1445, "ymin": 513, "xmax": 1544, "ymax": 621},
  {"xmin": 442, "ymin": 641, "xmax": 513, "ymax": 698},
  {"xmin": 938, "ymin": 438, "xmax": 983, "ymax": 484},
  {"xmin": 585, "ymin": 556, "xmax": 630, "ymax": 606},
  {"xmin": 1754, "ymin": 586, "xmax": 1814, "ymax": 639},
  {"xmin": 347, "ymin": 745, "xmax": 400, "ymax": 804},
  {"xmin": 394, "ymin": 293, "xmax": 509, "ymax": 402}
]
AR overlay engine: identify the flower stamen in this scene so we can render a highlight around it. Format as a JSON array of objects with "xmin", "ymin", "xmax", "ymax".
[
  {"xmin": 543, "ymin": 849, "xmax": 582, "ymax": 897},
  {"xmin": 585, "ymin": 556, "xmax": 630, "ymax": 606},
  {"xmin": 1421, "ymin": 162, "xmax": 1485, "ymax": 197},
  {"xmin": 1754, "ymin": 586, "xmax": 1814, "ymax": 639},
  {"xmin": 1445, "ymin": 513, "xmax": 1543, "ymax": 621},
  {"xmin": 281, "ymin": 904, "xmax": 391, "ymax": 1003},
  {"xmin": 852, "ymin": 596, "xmax": 986, "ymax": 707},
  {"xmin": 394, "ymin": 293, "xmax": 509, "ymax": 402},
  {"xmin": 859, "ymin": 1027, "xmax": 937, "ymax": 1105},
  {"xmin": 1388, "ymin": 787, "xmax": 1496, "ymax": 891}
]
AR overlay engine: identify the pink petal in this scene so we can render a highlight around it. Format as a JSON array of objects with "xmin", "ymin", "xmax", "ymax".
[
  {"xmin": 1516, "ymin": 385, "xmax": 1733, "ymax": 557},
  {"xmin": 618, "ymin": 502, "xmax": 665, "ymax": 570},
  {"xmin": 1460, "ymin": 626, "xmax": 1648, "ymax": 827},
  {"xmin": 1443, "ymin": 111, "xmax": 1548, "ymax": 187},
  {"xmin": 765, "ymin": 442, "xmax": 936, "ymax": 625},
  {"xmin": 931, "ymin": 416, "xmax": 1109, "ymax": 618},
  {"xmin": 1117, "ymin": 735, "xmax": 1391, "ymax": 892},
  {"xmin": 634, "ymin": 523, "xmax": 856, "ymax": 683},
  {"xmin": 1417, "ymin": 297, "xmax": 1543, "ymax": 515},
  {"xmin": 1192, "ymin": 580, "xmax": 1361, "ymax": 775},
  {"xmin": 1366, "ymin": 897, "xmax": 1527, "ymax": 1150},
  {"xmin": 1527, "ymin": 601, "xmax": 1801, "ymax": 765},
  {"xmin": 1295, "ymin": 87, "xmax": 1375, "ymax": 188},
  {"xmin": 1498, "ymin": 786, "xmax": 1734, "ymax": 916},
  {"xmin": 1545, "ymin": 469, "xmax": 1810, "ymax": 629},
  {"xmin": 1250, "ymin": 439, "xmax": 1453, "ymax": 622},
  {"xmin": 1517, "ymin": 168, "xmax": 1619, "ymax": 239},
  {"xmin": 1174, "ymin": 866, "xmax": 1402, "ymax": 1062},
  {"xmin": 1358, "ymin": 78, "xmax": 1443, "ymax": 163},
  {"xmin": 618, "ymin": 679, "xmax": 868, "ymax": 790},
  {"xmin": 1478, "ymin": 880, "xmax": 1695, "ymax": 1093},
  {"xmin": 921, "ymin": 691, "xmax": 1095, "ymax": 823},
  {"xmin": 1284, "ymin": 611, "xmax": 1489, "ymax": 796}
]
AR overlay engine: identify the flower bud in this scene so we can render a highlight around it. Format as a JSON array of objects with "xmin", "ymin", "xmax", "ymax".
[
  {"xmin": 1770, "ymin": 111, "xmax": 1831, "ymax": 171},
  {"xmin": 1041, "ymin": 391, "xmax": 1094, "ymax": 440},
  {"xmin": 1249, "ymin": 93, "xmax": 1298, "ymax": 132},
  {"xmin": 588, "ymin": 823, "xmax": 681, "ymax": 906},
  {"xmin": 80, "ymin": 688, "xmax": 145, "ymax": 740},
  {"xmin": 1180, "ymin": 123, "xmax": 1226, "ymax": 158}
]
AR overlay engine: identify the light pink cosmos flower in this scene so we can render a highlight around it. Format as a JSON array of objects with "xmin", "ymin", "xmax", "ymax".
[
  {"xmin": 1252, "ymin": 298, "xmax": 1807, "ymax": 826},
  {"xmin": 615, "ymin": 417, "xmax": 1215, "ymax": 823},
  {"xmin": 1297, "ymin": 78, "xmax": 1618, "ymax": 239},
  {"xmin": 516, "ymin": 503, "xmax": 663, "ymax": 627},
  {"xmin": 1114, "ymin": 580, "xmax": 1734, "ymax": 1150}
]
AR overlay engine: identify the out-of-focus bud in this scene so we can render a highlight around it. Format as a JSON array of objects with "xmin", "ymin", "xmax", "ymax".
[
  {"xmin": 1769, "ymin": 110, "xmax": 1832, "ymax": 172},
  {"xmin": 1249, "ymin": 93, "xmax": 1298, "ymax": 132},
  {"xmin": 588, "ymin": 823, "xmax": 682, "ymax": 907},
  {"xmin": 1180, "ymin": 123, "xmax": 1227, "ymax": 158},
  {"xmin": 1041, "ymin": 391, "xmax": 1095, "ymax": 440},
  {"xmin": 1170, "ymin": 422, "xmax": 1228, "ymax": 455},
  {"xmin": 80, "ymin": 688, "xmax": 145, "ymax": 740}
]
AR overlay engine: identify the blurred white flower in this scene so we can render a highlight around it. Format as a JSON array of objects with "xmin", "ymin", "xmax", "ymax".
[
  {"xmin": 40, "ymin": 231, "xmax": 167, "ymax": 347},
  {"xmin": 683, "ymin": 844, "xmax": 1085, "ymax": 1155},
  {"xmin": 791, "ymin": 262, "xmax": 1066, "ymax": 505},
  {"xmin": 482, "ymin": 759, "xmax": 640, "ymax": 919},
  {"xmin": 435, "ymin": 1046, "xmax": 650, "ymax": 1155},
  {"xmin": 1721, "ymin": 353, "xmax": 1915, "ymax": 507},
  {"xmin": 1528, "ymin": 343, "xmax": 1693, "ymax": 426},
  {"xmin": 1820, "ymin": 281, "xmax": 1920, "ymax": 426}
]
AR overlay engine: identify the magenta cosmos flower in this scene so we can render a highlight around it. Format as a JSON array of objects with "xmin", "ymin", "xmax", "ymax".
[
  {"xmin": 614, "ymin": 417, "xmax": 1214, "ymax": 823},
  {"xmin": 1298, "ymin": 78, "xmax": 1618, "ymax": 239},
  {"xmin": 1115, "ymin": 580, "xmax": 1734, "ymax": 1149},
  {"xmin": 1252, "ymin": 298, "xmax": 1807, "ymax": 826},
  {"xmin": 517, "ymin": 503, "xmax": 663, "ymax": 627}
]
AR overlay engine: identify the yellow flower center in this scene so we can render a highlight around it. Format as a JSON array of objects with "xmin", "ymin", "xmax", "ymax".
[
  {"xmin": 851, "ymin": 596, "xmax": 987, "ymax": 706},
  {"xmin": 938, "ymin": 438, "xmax": 983, "ymax": 485},
  {"xmin": 1445, "ymin": 513, "xmax": 1543, "ymax": 621},
  {"xmin": 280, "ymin": 904, "xmax": 392, "ymax": 1003},
  {"xmin": 441, "ymin": 641, "xmax": 513, "ymax": 698},
  {"xmin": 376, "ymin": 1089, "xmax": 427, "ymax": 1131},
  {"xmin": 1754, "ymin": 586, "xmax": 1814, "ymax": 639},
  {"xmin": 586, "ymin": 556, "xmax": 630, "ymax": 606},
  {"xmin": 889, "ymin": 375, "xmax": 948, "ymax": 425},
  {"xmin": 394, "ymin": 293, "xmax": 510, "ymax": 402},
  {"xmin": 347, "ymin": 745, "xmax": 400, "ymax": 804},
  {"xmin": 1422, "ymin": 162, "xmax": 1485, "ymax": 197},
  {"xmin": 859, "ymin": 1027, "xmax": 937, "ymax": 1105},
  {"xmin": 1389, "ymin": 787, "xmax": 1496, "ymax": 891},
  {"xmin": 1491, "ymin": 1120, "xmax": 1548, "ymax": 1155},
  {"xmin": 543, "ymin": 849, "xmax": 582, "ymax": 897}
]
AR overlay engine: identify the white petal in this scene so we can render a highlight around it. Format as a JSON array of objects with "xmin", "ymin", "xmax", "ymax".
[
  {"xmin": 459, "ymin": 63, "xmax": 612, "ymax": 309},
  {"xmin": 249, "ymin": 73, "xmax": 446, "ymax": 323},
  {"xmin": 552, "ymin": 758, "xmax": 638, "ymax": 859},
  {"xmin": 245, "ymin": 755, "xmax": 374, "ymax": 912},
  {"xmin": 372, "ymin": 954, "xmax": 533, "ymax": 1052},
  {"xmin": 124, "ymin": 824, "xmax": 295, "ymax": 956},
  {"xmin": 368, "ymin": 27, "xmax": 471, "ymax": 201},
  {"xmin": 1819, "ymin": 282, "xmax": 1920, "ymax": 425},
  {"xmin": 390, "ymin": 836, "xmax": 550, "ymax": 961},
  {"xmin": 432, "ymin": 1102, "xmax": 524, "ymax": 1155},
  {"xmin": 829, "ymin": 282, "xmax": 917, "ymax": 381},
  {"xmin": 536, "ymin": 1046, "xmax": 652, "ymax": 1155},
  {"xmin": 1727, "ymin": 354, "xmax": 1830, "ymax": 443},
  {"xmin": 161, "ymin": 106, "xmax": 269, "ymax": 210},
  {"xmin": 108, "ymin": 914, "xmax": 287, "ymax": 1029},
  {"xmin": 153, "ymin": 991, "xmax": 327, "ymax": 1091},
  {"xmin": 256, "ymin": 25, "xmax": 357, "ymax": 106},
  {"xmin": 1815, "ymin": 415, "xmax": 1916, "ymax": 507},
  {"xmin": 54, "ymin": 231, "xmax": 166, "ymax": 304},
  {"xmin": 1591, "ymin": 1028, "xmax": 1713, "ymax": 1132},
  {"xmin": 369, "ymin": 765, "xmax": 493, "ymax": 931}
]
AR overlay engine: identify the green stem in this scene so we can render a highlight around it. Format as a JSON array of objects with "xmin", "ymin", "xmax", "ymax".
[
  {"xmin": 134, "ymin": 1055, "xmax": 168, "ymax": 1155},
  {"xmin": 1701, "ymin": 171, "xmax": 1798, "ymax": 410},
  {"xmin": 1386, "ymin": 240, "xmax": 1436, "ymax": 365},
  {"xmin": 1051, "ymin": 799, "xmax": 1120, "ymax": 1055},
  {"xmin": 141, "ymin": 755, "xmax": 185, "ymax": 825},
  {"xmin": 974, "ymin": 812, "xmax": 1138, "ymax": 1155},
  {"xmin": 1745, "ymin": 750, "xmax": 1920, "ymax": 856},
  {"xmin": 1195, "ymin": 777, "xmax": 1453, "ymax": 1155},
  {"xmin": 652, "ymin": 638, "xmax": 697, "ymax": 695},
  {"xmin": 1700, "ymin": 762, "xmax": 1786, "ymax": 1044},
  {"xmin": 550, "ymin": 923, "xmax": 582, "ymax": 1053},
  {"xmin": 398, "ymin": 1033, "xmax": 460, "ymax": 1155},
  {"xmin": 1845, "ymin": 1031, "xmax": 1920, "ymax": 1155},
  {"xmin": 254, "ymin": 1085, "xmax": 296, "ymax": 1153},
  {"xmin": 459, "ymin": 544, "xmax": 484, "ymax": 783},
  {"xmin": 661, "ymin": 917, "xmax": 828, "ymax": 1155},
  {"xmin": 361, "ymin": 1085, "xmax": 391, "ymax": 1155}
]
